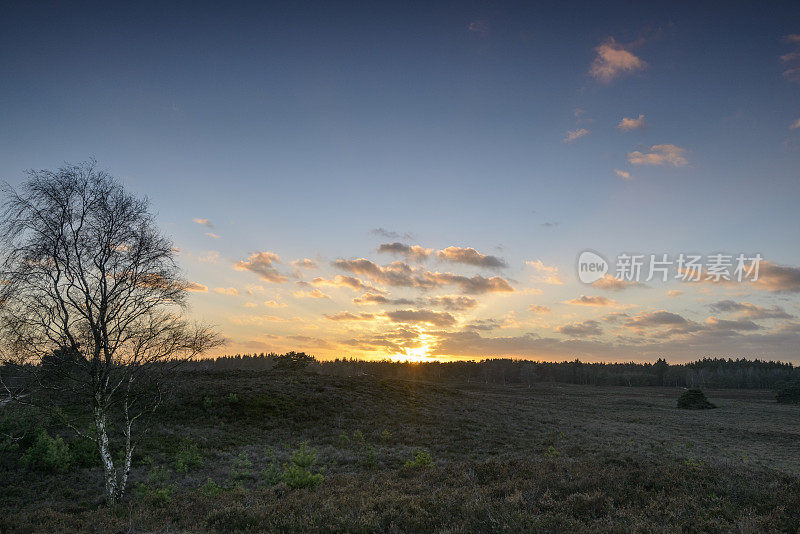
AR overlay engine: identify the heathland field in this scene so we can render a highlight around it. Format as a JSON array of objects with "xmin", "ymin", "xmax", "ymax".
[{"xmin": 2, "ymin": 369, "xmax": 799, "ymax": 532}]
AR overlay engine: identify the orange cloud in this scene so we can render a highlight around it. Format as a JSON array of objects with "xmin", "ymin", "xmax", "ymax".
[
  {"xmin": 436, "ymin": 246, "xmax": 507, "ymax": 268},
  {"xmin": 617, "ymin": 114, "xmax": 646, "ymax": 131},
  {"xmin": 589, "ymin": 37, "xmax": 647, "ymax": 83},
  {"xmin": 627, "ymin": 144, "xmax": 688, "ymax": 166},
  {"xmin": 186, "ymin": 282, "xmax": 208, "ymax": 292},
  {"xmin": 234, "ymin": 252, "xmax": 288, "ymax": 283},
  {"xmin": 566, "ymin": 295, "xmax": 617, "ymax": 307},
  {"xmin": 214, "ymin": 287, "xmax": 238, "ymax": 296}
]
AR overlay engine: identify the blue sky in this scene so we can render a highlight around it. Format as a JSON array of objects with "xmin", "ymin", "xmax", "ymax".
[{"xmin": 2, "ymin": 1, "xmax": 800, "ymax": 361}]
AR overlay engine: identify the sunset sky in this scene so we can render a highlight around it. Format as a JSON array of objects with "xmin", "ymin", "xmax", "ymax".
[{"xmin": 2, "ymin": 2, "xmax": 800, "ymax": 362}]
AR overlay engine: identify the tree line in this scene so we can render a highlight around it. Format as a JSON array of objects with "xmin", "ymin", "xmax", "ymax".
[{"xmin": 187, "ymin": 353, "xmax": 800, "ymax": 389}]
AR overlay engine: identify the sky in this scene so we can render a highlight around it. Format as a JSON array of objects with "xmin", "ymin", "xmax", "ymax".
[{"xmin": 2, "ymin": 1, "xmax": 800, "ymax": 362}]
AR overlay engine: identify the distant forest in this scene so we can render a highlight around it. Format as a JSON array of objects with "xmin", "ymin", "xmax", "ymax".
[{"xmin": 186, "ymin": 353, "xmax": 800, "ymax": 389}]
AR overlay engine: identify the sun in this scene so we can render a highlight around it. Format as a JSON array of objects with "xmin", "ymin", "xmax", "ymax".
[{"xmin": 389, "ymin": 333, "xmax": 436, "ymax": 362}]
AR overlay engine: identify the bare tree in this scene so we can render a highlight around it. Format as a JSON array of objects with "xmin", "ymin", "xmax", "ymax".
[{"xmin": 0, "ymin": 161, "xmax": 221, "ymax": 503}]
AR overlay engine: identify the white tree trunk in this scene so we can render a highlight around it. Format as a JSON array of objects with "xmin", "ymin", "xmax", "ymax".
[{"xmin": 94, "ymin": 407, "xmax": 117, "ymax": 503}]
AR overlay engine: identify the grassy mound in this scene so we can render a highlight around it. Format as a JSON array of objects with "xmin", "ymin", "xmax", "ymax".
[{"xmin": 677, "ymin": 389, "xmax": 717, "ymax": 410}]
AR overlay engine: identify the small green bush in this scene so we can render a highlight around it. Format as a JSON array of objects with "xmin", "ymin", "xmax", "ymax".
[
  {"xmin": 403, "ymin": 450, "xmax": 433, "ymax": 470},
  {"xmin": 202, "ymin": 395, "xmax": 213, "ymax": 411},
  {"xmin": 677, "ymin": 388, "xmax": 716, "ymax": 409},
  {"xmin": 230, "ymin": 452, "xmax": 252, "ymax": 481},
  {"xmin": 175, "ymin": 437, "xmax": 203, "ymax": 473},
  {"xmin": 200, "ymin": 477, "xmax": 224, "ymax": 497},
  {"xmin": 262, "ymin": 448, "xmax": 282, "ymax": 486},
  {"xmin": 135, "ymin": 465, "xmax": 174, "ymax": 505},
  {"xmin": 70, "ymin": 437, "xmax": 100, "ymax": 468},
  {"xmin": 282, "ymin": 442, "xmax": 323, "ymax": 489},
  {"xmin": 21, "ymin": 430, "xmax": 72, "ymax": 472}
]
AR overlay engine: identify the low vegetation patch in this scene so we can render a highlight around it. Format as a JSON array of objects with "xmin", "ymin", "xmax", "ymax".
[{"xmin": 677, "ymin": 388, "xmax": 717, "ymax": 409}]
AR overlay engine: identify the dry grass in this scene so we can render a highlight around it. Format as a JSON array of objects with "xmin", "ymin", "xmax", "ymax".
[{"xmin": 1, "ymin": 370, "xmax": 799, "ymax": 532}]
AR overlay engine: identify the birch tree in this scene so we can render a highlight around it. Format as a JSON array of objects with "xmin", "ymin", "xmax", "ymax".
[{"xmin": 0, "ymin": 161, "xmax": 221, "ymax": 503}]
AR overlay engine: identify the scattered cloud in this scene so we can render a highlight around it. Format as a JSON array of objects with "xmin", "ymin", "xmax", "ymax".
[
  {"xmin": 234, "ymin": 252, "xmax": 288, "ymax": 283},
  {"xmin": 312, "ymin": 275, "xmax": 383, "ymax": 293},
  {"xmin": 214, "ymin": 287, "xmax": 238, "ymax": 296},
  {"xmin": 790, "ymin": 118, "xmax": 800, "ymax": 130},
  {"xmin": 709, "ymin": 300, "xmax": 793, "ymax": 319},
  {"xmin": 352, "ymin": 293, "xmax": 414, "ymax": 306},
  {"xmin": 293, "ymin": 288, "xmax": 330, "ymax": 299},
  {"xmin": 378, "ymin": 243, "xmax": 433, "ymax": 262},
  {"xmin": 468, "ymin": 20, "xmax": 489, "ymax": 36},
  {"xmin": 614, "ymin": 169, "xmax": 632, "ymax": 180},
  {"xmin": 333, "ymin": 259, "xmax": 514, "ymax": 294},
  {"xmin": 752, "ymin": 262, "xmax": 800, "ymax": 293},
  {"xmin": 423, "ymin": 295, "xmax": 479, "ymax": 311},
  {"xmin": 627, "ymin": 144, "xmax": 688, "ymax": 166},
  {"xmin": 625, "ymin": 310, "xmax": 689, "ymax": 331},
  {"xmin": 383, "ymin": 309, "xmax": 457, "ymax": 328},
  {"xmin": 325, "ymin": 311, "xmax": 376, "ymax": 322},
  {"xmin": 192, "ymin": 218, "xmax": 213, "ymax": 228},
  {"xmin": 291, "ymin": 258, "xmax": 317, "ymax": 269},
  {"xmin": 205, "ymin": 232, "xmax": 220, "ymax": 239},
  {"xmin": 618, "ymin": 114, "xmax": 646, "ymax": 131},
  {"xmin": 667, "ymin": 289, "xmax": 683, "ymax": 298},
  {"xmin": 541, "ymin": 221, "xmax": 559, "ymax": 228},
  {"xmin": 436, "ymin": 246, "xmax": 507, "ymax": 269},
  {"xmin": 557, "ymin": 319, "xmax": 602, "ymax": 337},
  {"xmin": 564, "ymin": 128, "xmax": 591, "ymax": 144},
  {"xmin": 186, "ymin": 282, "xmax": 208, "ymax": 292},
  {"xmin": 589, "ymin": 37, "xmax": 647, "ymax": 83},
  {"xmin": 528, "ymin": 305, "xmax": 551, "ymax": 313},
  {"xmin": 591, "ymin": 274, "xmax": 643, "ymax": 291},
  {"xmin": 371, "ymin": 228, "xmax": 413, "ymax": 240},
  {"xmin": 526, "ymin": 260, "xmax": 563, "ymax": 284},
  {"xmin": 566, "ymin": 295, "xmax": 617, "ymax": 307},
  {"xmin": 264, "ymin": 300, "xmax": 287, "ymax": 308}
]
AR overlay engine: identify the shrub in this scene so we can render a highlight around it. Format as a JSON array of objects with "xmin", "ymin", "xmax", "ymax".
[
  {"xmin": 403, "ymin": 450, "xmax": 433, "ymax": 470},
  {"xmin": 21, "ymin": 430, "xmax": 72, "ymax": 472},
  {"xmin": 135, "ymin": 465, "xmax": 174, "ymax": 505},
  {"xmin": 776, "ymin": 385, "xmax": 800, "ymax": 404},
  {"xmin": 262, "ymin": 448, "xmax": 282, "ymax": 486},
  {"xmin": 202, "ymin": 395, "xmax": 213, "ymax": 411},
  {"xmin": 200, "ymin": 477, "xmax": 224, "ymax": 497},
  {"xmin": 282, "ymin": 442, "xmax": 323, "ymax": 489},
  {"xmin": 70, "ymin": 437, "xmax": 100, "ymax": 468},
  {"xmin": 380, "ymin": 429, "xmax": 392, "ymax": 442},
  {"xmin": 677, "ymin": 388, "xmax": 716, "ymax": 409},
  {"xmin": 175, "ymin": 437, "xmax": 203, "ymax": 473},
  {"xmin": 227, "ymin": 393, "xmax": 239, "ymax": 404},
  {"xmin": 230, "ymin": 452, "xmax": 252, "ymax": 482}
]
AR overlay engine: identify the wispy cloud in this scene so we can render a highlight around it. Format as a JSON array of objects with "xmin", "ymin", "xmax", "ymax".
[
  {"xmin": 614, "ymin": 169, "xmax": 632, "ymax": 179},
  {"xmin": 214, "ymin": 287, "xmax": 238, "ymax": 296},
  {"xmin": 589, "ymin": 37, "xmax": 647, "ymax": 83},
  {"xmin": 293, "ymin": 288, "xmax": 330, "ymax": 299},
  {"xmin": 566, "ymin": 295, "xmax": 618, "ymax": 307},
  {"xmin": 564, "ymin": 128, "xmax": 590, "ymax": 144},
  {"xmin": 627, "ymin": 144, "xmax": 688, "ymax": 166},
  {"xmin": 617, "ymin": 114, "xmax": 646, "ymax": 131},
  {"xmin": 192, "ymin": 218, "xmax": 213, "ymax": 228},
  {"xmin": 526, "ymin": 260, "xmax": 563, "ymax": 284}
]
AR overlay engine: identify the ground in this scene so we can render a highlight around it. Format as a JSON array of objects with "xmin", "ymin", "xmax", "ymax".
[{"xmin": 1, "ymin": 370, "xmax": 799, "ymax": 532}]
